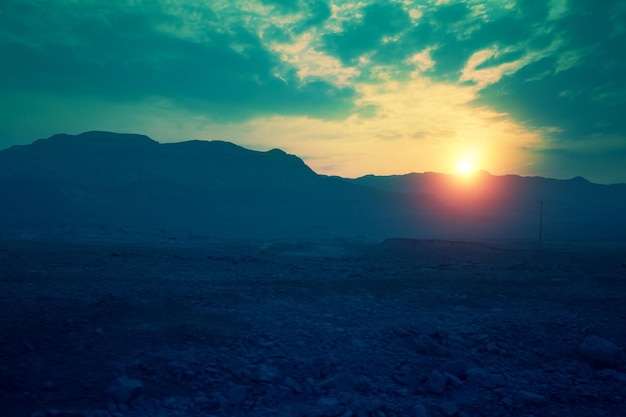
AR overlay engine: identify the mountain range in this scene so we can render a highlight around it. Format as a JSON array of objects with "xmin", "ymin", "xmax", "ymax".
[{"xmin": 1, "ymin": 131, "xmax": 625, "ymax": 243}]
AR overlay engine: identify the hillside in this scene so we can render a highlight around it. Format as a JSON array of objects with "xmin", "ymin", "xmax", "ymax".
[{"xmin": 1, "ymin": 131, "xmax": 625, "ymax": 243}]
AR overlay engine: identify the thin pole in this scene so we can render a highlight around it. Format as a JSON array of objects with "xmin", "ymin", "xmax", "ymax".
[{"xmin": 538, "ymin": 200, "xmax": 544, "ymax": 248}]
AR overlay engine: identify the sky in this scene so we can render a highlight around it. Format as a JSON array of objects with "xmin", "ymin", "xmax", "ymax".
[{"xmin": 1, "ymin": 0, "xmax": 625, "ymax": 183}]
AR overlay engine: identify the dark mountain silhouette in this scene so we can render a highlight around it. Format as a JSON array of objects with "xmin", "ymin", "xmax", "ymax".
[
  {"xmin": 1, "ymin": 131, "xmax": 625, "ymax": 242},
  {"xmin": 348, "ymin": 171, "xmax": 626, "ymax": 242},
  {"xmin": 348, "ymin": 171, "xmax": 626, "ymax": 204},
  {"xmin": 0, "ymin": 132, "xmax": 415, "ymax": 238}
]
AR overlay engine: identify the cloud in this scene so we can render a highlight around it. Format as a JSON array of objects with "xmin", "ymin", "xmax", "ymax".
[
  {"xmin": 474, "ymin": 0, "xmax": 626, "ymax": 141},
  {"xmin": 321, "ymin": 2, "xmax": 412, "ymax": 65},
  {"xmin": 460, "ymin": 47, "xmax": 526, "ymax": 87},
  {"xmin": 0, "ymin": 0, "xmax": 356, "ymax": 121},
  {"xmin": 260, "ymin": 0, "xmax": 301, "ymax": 13},
  {"xmin": 1, "ymin": 0, "xmax": 626, "ymax": 182}
]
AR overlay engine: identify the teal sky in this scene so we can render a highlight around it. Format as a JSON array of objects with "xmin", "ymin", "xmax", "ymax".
[{"xmin": 1, "ymin": 0, "xmax": 625, "ymax": 183}]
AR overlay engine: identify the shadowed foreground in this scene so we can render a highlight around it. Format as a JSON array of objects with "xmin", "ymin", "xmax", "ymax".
[{"xmin": 1, "ymin": 238, "xmax": 625, "ymax": 417}]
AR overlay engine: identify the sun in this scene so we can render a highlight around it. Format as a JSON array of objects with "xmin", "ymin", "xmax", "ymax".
[{"xmin": 456, "ymin": 158, "xmax": 477, "ymax": 176}]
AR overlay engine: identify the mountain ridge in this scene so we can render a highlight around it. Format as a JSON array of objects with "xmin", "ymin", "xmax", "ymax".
[
  {"xmin": 3, "ymin": 131, "xmax": 625, "ymax": 186},
  {"xmin": 1, "ymin": 131, "xmax": 625, "ymax": 241}
]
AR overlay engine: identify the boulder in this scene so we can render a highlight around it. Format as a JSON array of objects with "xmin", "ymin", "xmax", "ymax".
[
  {"xmin": 579, "ymin": 336, "xmax": 622, "ymax": 369},
  {"xmin": 107, "ymin": 376, "xmax": 144, "ymax": 405}
]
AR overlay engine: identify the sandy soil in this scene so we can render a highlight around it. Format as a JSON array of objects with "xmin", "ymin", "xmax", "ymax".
[{"xmin": 1, "ymin": 237, "xmax": 625, "ymax": 417}]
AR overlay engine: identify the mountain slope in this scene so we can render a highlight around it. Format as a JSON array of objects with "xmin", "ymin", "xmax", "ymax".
[
  {"xmin": 0, "ymin": 132, "xmax": 319, "ymax": 192},
  {"xmin": 1, "ymin": 131, "xmax": 625, "ymax": 242},
  {"xmin": 348, "ymin": 171, "xmax": 626, "ymax": 203},
  {"xmin": 348, "ymin": 171, "xmax": 626, "ymax": 242},
  {"xmin": 0, "ymin": 132, "xmax": 413, "ymax": 238}
]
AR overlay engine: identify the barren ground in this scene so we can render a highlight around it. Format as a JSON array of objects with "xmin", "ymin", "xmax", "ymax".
[{"xmin": 1, "ymin": 236, "xmax": 625, "ymax": 417}]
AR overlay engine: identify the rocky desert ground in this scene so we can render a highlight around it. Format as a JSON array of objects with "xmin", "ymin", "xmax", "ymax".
[{"xmin": 1, "ymin": 233, "xmax": 626, "ymax": 417}]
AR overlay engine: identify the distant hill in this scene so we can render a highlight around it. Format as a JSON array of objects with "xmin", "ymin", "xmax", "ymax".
[
  {"xmin": 348, "ymin": 171, "xmax": 626, "ymax": 242},
  {"xmin": 347, "ymin": 171, "xmax": 626, "ymax": 204},
  {"xmin": 1, "ymin": 131, "xmax": 625, "ymax": 242}
]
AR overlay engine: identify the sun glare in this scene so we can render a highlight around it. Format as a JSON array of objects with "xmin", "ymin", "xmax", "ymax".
[{"xmin": 456, "ymin": 158, "xmax": 476, "ymax": 176}]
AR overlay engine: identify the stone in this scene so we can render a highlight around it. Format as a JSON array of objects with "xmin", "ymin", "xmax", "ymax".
[
  {"xmin": 353, "ymin": 375, "xmax": 372, "ymax": 393},
  {"xmin": 228, "ymin": 385, "xmax": 248, "ymax": 404},
  {"xmin": 425, "ymin": 370, "xmax": 447, "ymax": 394},
  {"xmin": 444, "ymin": 372, "xmax": 463, "ymax": 388},
  {"xmin": 351, "ymin": 338, "xmax": 367, "ymax": 348},
  {"xmin": 284, "ymin": 377, "xmax": 303, "ymax": 394},
  {"xmin": 107, "ymin": 376, "xmax": 144, "ymax": 405},
  {"xmin": 258, "ymin": 364, "xmax": 282, "ymax": 383},
  {"xmin": 596, "ymin": 369, "xmax": 626, "ymax": 383},
  {"xmin": 318, "ymin": 397, "xmax": 340, "ymax": 407},
  {"xmin": 333, "ymin": 372, "xmax": 356, "ymax": 391},
  {"xmin": 579, "ymin": 336, "xmax": 622, "ymax": 369},
  {"xmin": 413, "ymin": 404, "xmax": 429, "ymax": 417},
  {"xmin": 393, "ymin": 364, "xmax": 414, "ymax": 386},
  {"xmin": 466, "ymin": 368, "xmax": 505, "ymax": 389},
  {"xmin": 415, "ymin": 321, "xmax": 440, "ymax": 337},
  {"xmin": 414, "ymin": 335, "xmax": 443, "ymax": 356},
  {"xmin": 486, "ymin": 342, "xmax": 504, "ymax": 355},
  {"xmin": 439, "ymin": 402, "xmax": 459, "ymax": 416},
  {"xmin": 567, "ymin": 361, "xmax": 594, "ymax": 379},
  {"xmin": 193, "ymin": 392, "xmax": 211, "ymax": 406},
  {"xmin": 308, "ymin": 397, "xmax": 344, "ymax": 417},
  {"xmin": 502, "ymin": 396, "xmax": 513, "ymax": 408},
  {"xmin": 517, "ymin": 390, "xmax": 548, "ymax": 406},
  {"xmin": 442, "ymin": 360, "xmax": 470, "ymax": 379}
]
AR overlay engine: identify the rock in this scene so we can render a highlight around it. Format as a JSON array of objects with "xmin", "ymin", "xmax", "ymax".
[
  {"xmin": 284, "ymin": 377, "xmax": 303, "ymax": 394},
  {"xmin": 439, "ymin": 402, "xmax": 459, "ymax": 416},
  {"xmin": 258, "ymin": 364, "xmax": 282, "ymax": 383},
  {"xmin": 485, "ymin": 342, "xmax": 504, "ymax": 355},
  {"xmin": 320, "ymin": 377, "xmax": 336, "ymax": 390},
  {"xmin": 393, "ymin": 364, "xmax": 414, "ymax": 386},
  {"xmin": 567, "ymin": 361, "xmax": 594, "ymax": 379},
  {"xmin": 579, "ymin": 336, "xmax": 622, "ymax": 369},
  {"xmin": 228, "ymin": 385, "xmax": 248, "ymax": 404},
  {"xmin": 425, "ymin": 370, "xmax": 447, "ymax": 394},
  {"xmin": 308, "ymin": 397, "xmax": 344, "ymax": 417},
  {"xmin": 393, "ymin": 326, "xmax": 414, "ymax": 338},
  {"xmin": 334, "ymin": 372, "xmax": 356, "ymax": 391},
  {"xmin": 596, "ymin": 369, "xmax": 626, "ymax": 383},
  {"xmin": 517, "ymin": 390, "xmax": 548, "ymax": 406},
  {"xmin": 466, "ymin": 368, "xmax": 505, "ymax": 389},
  {"xmin": 502, "ymin": 396, "xmax": 513, "ymax": 408},
  {"xmin": 353, "ymin": 375, "xmax": 372, "ymax": 393},
  {"xmin": 442, "ymin": 360, "xmax": 470, "ymax": 379},
  {"xmin": 318, "ymin": 396, "xmax": 340, "ymax": 407},
  {"xmin": 351, "ymin": 338, "xmax": 367, "ymax": 348},
  {"xmin": 444, "ymin": 372, "xmax": 463, "ymax": 388},
  {"xmin": 415, "ymin": 321, "xmax": 440, "ymax": 337},
  {"xmin": 193, "ymin": 392, "xmax": 211, "ymax": 407},
  {"xmin": 413, "ymin": 404, "xmax": 429, "ymax": 417},
  {"xmin": 107, "ymin": 376, "xmax": 144, "ymax": 405},
  {"xmin": 414, "ymin": 335, "xmax": 445, "ymax": 356}
]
